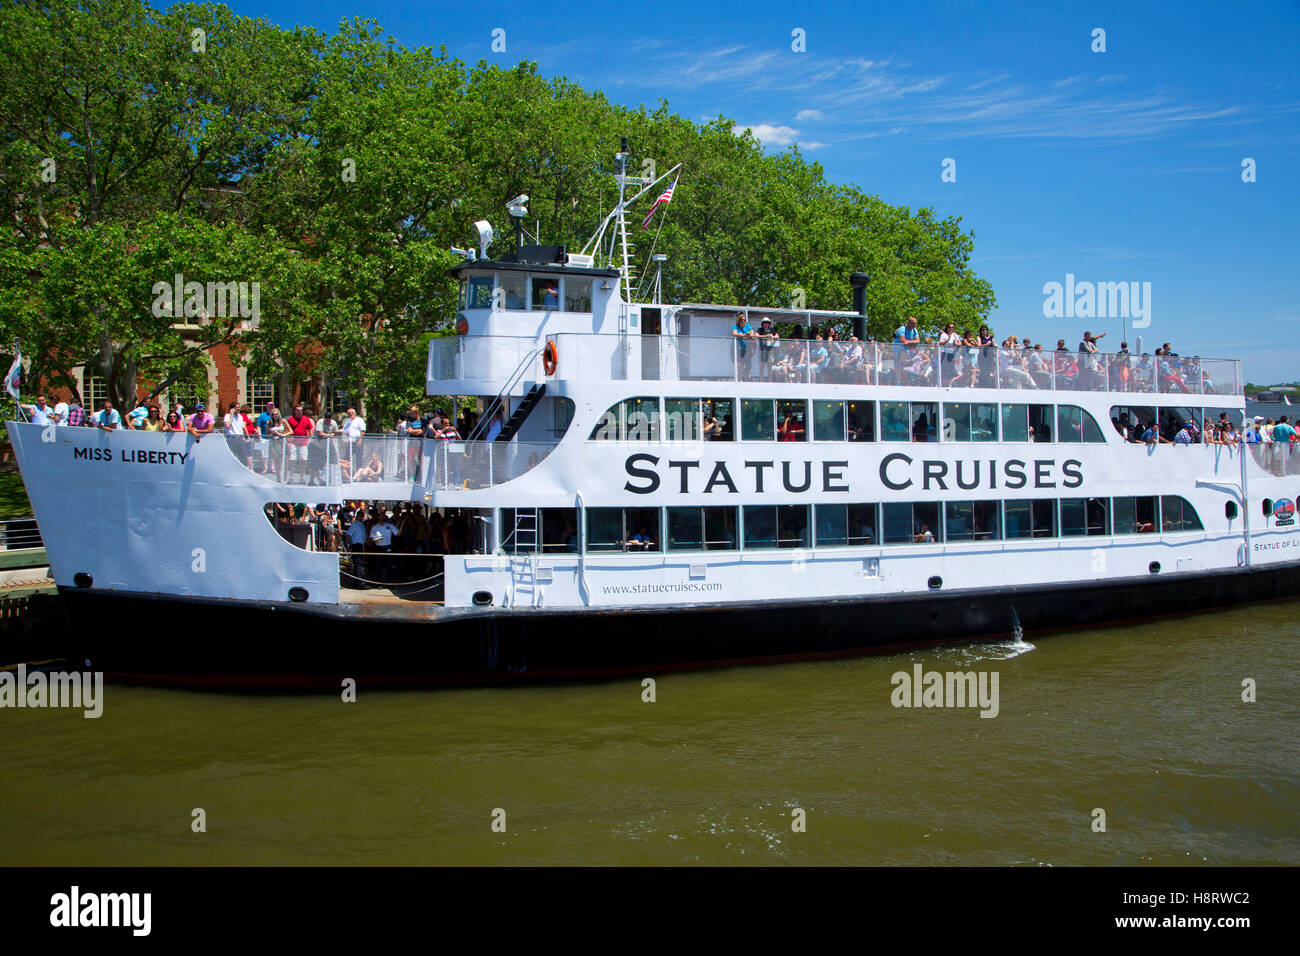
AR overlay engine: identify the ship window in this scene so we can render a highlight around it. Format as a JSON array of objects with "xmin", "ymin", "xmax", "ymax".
[
  {"xmin": 586, "ymin": 507, "xmax": 659, "ymax": 552},
  {"xmin": 1110, "ymin": 405, "xmax": 1156, "ymax": 443},
  {"xmin": 1005, "ymin": 499, "xmax": 1056, "ymax": 538},
  {"xmin": 463, "ymin": 276, "xmax": 493, "ymax": 309},
  {"xmin": 667, "ymin": 506, "xmax": 737, "ymax": 551},
  {"xmin": 531, "ymin": 277, "xmax": 560, "ymax": 310},
  {"xmin": 882, "ymin": 502, "xmax": 942, "ymax": 544},
  {"xmin": 943, "ymin": 403, "xmax": 998, "ymax": 442},
  {"xmin": 742, "ymin": 505, "xmax": 810, "ymax": 549},
  {"xmin": 496, "ymin": 273, "xmax": 527, "ymax": 310},
  {"xmin": 552, "ymin": 397, "xmax": 574, "ymax": 436},
  {"xmin": 1060, "ymin": 497, "xmax": 1110, "ymax": 536},
  {"xmin": 813, "ymin": 400, "xmax": 844, "ymax": 441},
  {"xmin": 564, "ymin": 279, "xmax": 592, "ymax": 313},
  {"xmin": 847, "ymin": 401, "xmax": 875, "ymax": 442},
  {"xmin": 944, "ymin": 501, "xmax": 1002, "ymax": 541},
  {"xmin": 1001, "ymin": 404, "xmax": 1028, "ymax": 442},
  {"xmin": 1156, "ymin": 406, "xmax": 1199, "ymax": 443},
  {"xmin": 776, "ymin": 400, "xmax": 808, "ymax": 441},
  {"xmin": 499, "ymin": 508, "xmax": 579, "ymax": 554},
  {"xmin": 1058, "ymin": 405, "xmax": 1106, "ymax": 443},
  {"xmin": 1161, "ymin": 496, "xmax": 1204, "ymax": 532},
  {"xmin": 703, "ymin": 399, "xmax": 734, "ymax": 441},
  {"xmin": 1029, "ymin": 404, "xmax": 1053, "ymax": 442},
  {"xmin": 740, "ymin": 399, "xmax": 776, "ymax": 441},
  {"xmin": 881, "ymin": 402, "xmax": 936, "ymax": 442},
  {"xmin": 815, "ymin": 503, "xmax": 878, "ymax": 547},
  {"xmin": 589, "ymin": 397, "xmax": 660, "ymax": 441},
  {"xmin": 1113, "ymin": 495, "xmax": 1158, "ymax": 534},
  {"xmin": 665, "ymin": 398, "xmax": 700, "ymax": 441}
]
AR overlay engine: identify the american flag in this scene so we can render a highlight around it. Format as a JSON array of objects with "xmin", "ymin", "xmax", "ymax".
[{"xmin": 641, "ymin": 177, "xmax": 678, "ymax": 230}]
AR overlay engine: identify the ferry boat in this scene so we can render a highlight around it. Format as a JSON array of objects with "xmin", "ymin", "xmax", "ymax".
[{"xmin": 9, "ymin": 148, "xmax": 1300, "ymax": 688}]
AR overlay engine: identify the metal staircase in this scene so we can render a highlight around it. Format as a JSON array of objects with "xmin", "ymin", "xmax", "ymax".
[{"xmin": 496, "ymin": 383, "xmax": 546, "ymax": 441}]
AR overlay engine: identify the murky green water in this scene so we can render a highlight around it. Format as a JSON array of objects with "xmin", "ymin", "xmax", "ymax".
[{"xmin": 1, "ymin": 604, "xmax": 1296, "ymax": 865}]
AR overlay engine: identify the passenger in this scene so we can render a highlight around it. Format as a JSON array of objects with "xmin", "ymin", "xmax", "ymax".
[
  {"xmin": 732, "ymin": 313, "xmax": 755, "ymax": 380},
  {"xmin": 140, "ymin": 405, "xmax": 164, "ymax": 431},
  {"xmin": 64, "ymin": 398, "xmax": 86, "ymax": 427},
  {"xmin": 1219, "ymin": 421, "xmax": 1239, "ymax": 445},
  {"xmin": 891, "ymin": 315, "xmax": 921, "ymax": 384},
  {"xmin": 777, "ymin": 411, "xmax": 805, "ymax": 442},
  {"xmin": 540, "ymin": 282, "xmax": 559, "ymax": 308},
  {"xmin": 352, "ymin": 451, "xmax": 384, "ymax": 481},
  {"xmin": 625, "ymin": 525, "xmax": 655, "ymax": 551},
  {"xmin": 1202, "ymin": 419, "xmax": 1218, "ymax": 444},
  {"xmin": 164, "ymin": 409, "xmax": 186, "ymax": 432},
  {"xmin": 1174, "ymin": 420, "xmax": 1197, "ymax": 444},
  {"xmin": 285, "ymin": 404, "xmax": 314, "ymax": 481},
  {"xmin": 1079, "ymin": 330, "xmax": 1106, "ymax": 353},
  {"xmin": 938, "ymin": 323, "xmax": 959, "ymax": 376},
  {"xmin": 92, "ymin": 399, "xmax": 122, "ymax": 431},
  {"xmin": 702, "ymin": 409, "xmax": 723, "ymax": 440},
  {"xmin": 913, "ymin": 521, "xmax": 935, "ymax": 543},
  {"xmin": 1271, "ymin": 416, "xmax": 1296, "ymax": 443},
  {"xmin": 757, "ymin": 318, "xmax": 779, "ymax": 380},
  {"xmin": 185, "ymin": 402, "xmax": 215, "ymax": 440}
]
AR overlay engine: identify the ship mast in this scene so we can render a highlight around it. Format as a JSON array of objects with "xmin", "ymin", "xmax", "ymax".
[{"xmin": 580, "ymin": 140, "xmax": 681, "ymax": 298}]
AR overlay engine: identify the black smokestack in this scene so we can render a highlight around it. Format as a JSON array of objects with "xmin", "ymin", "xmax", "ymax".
[{"xmin": 850, "ymin": 271, "xmax": 870, "ymax": 340}]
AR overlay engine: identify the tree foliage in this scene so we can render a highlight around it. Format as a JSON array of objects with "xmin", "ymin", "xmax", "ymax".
[{"xmin": 0, "ymin": 0, "xmax": 995, "ymax": 420}]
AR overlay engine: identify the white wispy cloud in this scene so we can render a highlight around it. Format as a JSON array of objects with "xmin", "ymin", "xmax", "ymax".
[
  {"xmin": 734, "ymin": 123, "xmax": 799, "ymax": 146},
  {"xmin": 795, "ymin": 108, "xmax": 824, "ymax": 121}
]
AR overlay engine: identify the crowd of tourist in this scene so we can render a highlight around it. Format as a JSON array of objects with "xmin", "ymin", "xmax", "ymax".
[
  {"xmin": 728, "ymin": 314, "xmax": 1224, "ymax": 394},
  {"xmin": 267, "ymin": 500, "xmax": 477, "ymax": 588}
]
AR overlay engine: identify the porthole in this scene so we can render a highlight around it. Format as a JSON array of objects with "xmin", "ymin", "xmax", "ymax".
[
  {"xmin": 1225, "ymin": 500, "xmax": 1238, "ymax": 520},
  {"xmin": 1149, "ymin": 561, "xmax": 1161, "ymax": 574},
  {"xmin": 928, "ymin": 575, "xmax": 943, "ymax": 590},
  {"xmin": 74, "ymin": 573, "xmax": 93, "ymax": 588},
  {"xmin": 473, "ymin": 590, "xmax": 494, "ymax": 606},
  {"xmin": 288, "ymin": 587, "xmax": 309, "ymax": 603},
  {"xmin": 1262, "ymin": 499, "xmax": 1274, "ymax": 517}
]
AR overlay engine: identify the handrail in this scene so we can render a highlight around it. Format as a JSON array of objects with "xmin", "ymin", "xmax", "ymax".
[{"xmin": 466, "ymin": 343, "xmax": 546, "ymax": 440}]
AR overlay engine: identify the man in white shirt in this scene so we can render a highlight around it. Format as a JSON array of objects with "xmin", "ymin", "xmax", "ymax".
[
  {"xmin": 342, "ymin": 408, "xmax": 366, "ymax": 440},
  {"xmin": 21, "ymin": 395, "xmax": 54, "ymax": 425},
  {"xmin": 370, "ymin": 512, "xmax": 399, "ymax": 585},
  {"xmin": 52, "ymin": 399, "xmax": 68, "ymax": 424},
  {"xmin": 92, "ymin": 400, "xmax": 122, "ymax": 431},
  {"xmin": 484, "ymin": 409, "xmax": 504, "ymax": 442}
]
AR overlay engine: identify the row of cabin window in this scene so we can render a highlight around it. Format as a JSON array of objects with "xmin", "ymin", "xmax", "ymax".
[
  {"xmin": 589, "ymin": 398, "xmax": 1107, "ymax": 444},
  {"xmin": 459, "ymin": 274, "xmax": 594, "ymax": 313},
  {"xmin": 499, "ymin": 496, "xmax": 1203, "ymax": 554}
]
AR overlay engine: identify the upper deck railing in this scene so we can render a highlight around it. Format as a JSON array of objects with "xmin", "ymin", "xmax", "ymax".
[{"xmin": 429, "ymin": 334, "xmax": 1242, "ymax": 396}]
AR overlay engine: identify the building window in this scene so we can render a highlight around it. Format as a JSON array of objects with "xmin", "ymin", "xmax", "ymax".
[
  {"xmin": 320, "ymin": 381, "xmax": 354, "ymax": 416},
  {"xmin": 246, "ymin": 378, "xmax": 280, "ymax": 413},
  {"xmin": 81, "ymin": 371, "xmax": 109, "ymax": 410}
]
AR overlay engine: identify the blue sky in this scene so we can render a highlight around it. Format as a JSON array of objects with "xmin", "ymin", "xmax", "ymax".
[{"xmin": 231, "ymin": 0, "xmax": 1299, "ymax": 384}]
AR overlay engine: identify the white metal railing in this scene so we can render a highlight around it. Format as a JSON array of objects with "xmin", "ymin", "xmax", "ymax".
[
  {"xmin": 430, "ymin": 333, "xmax": 1242, "ymax": 396},
  {"xmin": 1249, "ymin": 439, "xmax": 1300, "ymax": 477},
  {"xmin": 221, "ymin": 435, "xmax": 559, "ymax": 489}
]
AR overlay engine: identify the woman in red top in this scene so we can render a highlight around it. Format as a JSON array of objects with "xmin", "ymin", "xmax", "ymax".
[{"xmin": 778, "ymin": 412, "xmax": 805, "ymax": 442}]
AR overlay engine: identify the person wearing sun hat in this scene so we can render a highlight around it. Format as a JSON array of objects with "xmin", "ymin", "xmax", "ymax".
[{"xmin": 757, "ymin": 316, "xmax": 779, "ymax": 380}]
